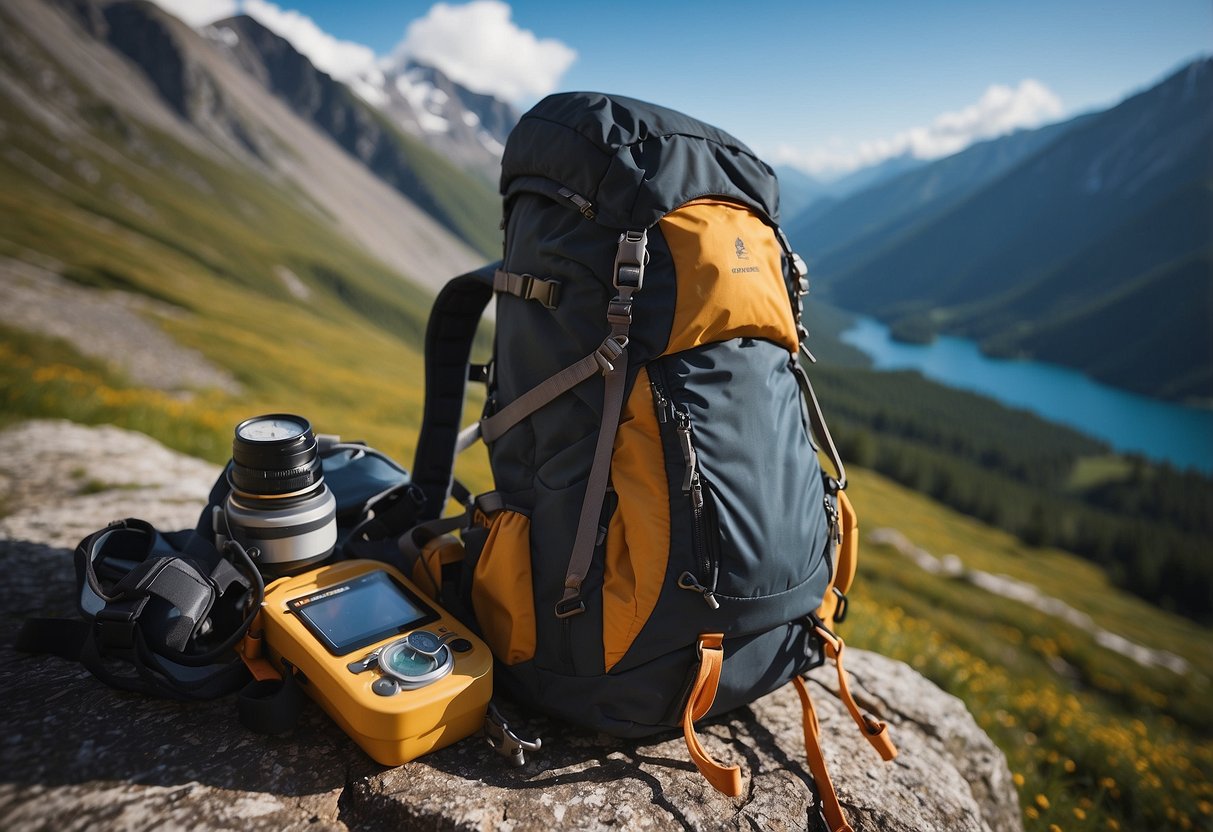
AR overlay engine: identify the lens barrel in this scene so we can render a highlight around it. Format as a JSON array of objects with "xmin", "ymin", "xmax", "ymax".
[
  {"xmin": 224, "ymin": 414, "xmax": 337, "ymax": 575},
  {"xmin": 230, "ymin": 414, "xmax": 324, "ymax": 498}
]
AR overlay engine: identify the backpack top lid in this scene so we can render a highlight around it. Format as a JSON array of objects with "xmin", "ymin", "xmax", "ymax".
[{"xmin": 502, "ymin": 91, "xmax": 782, "ymax": 229}]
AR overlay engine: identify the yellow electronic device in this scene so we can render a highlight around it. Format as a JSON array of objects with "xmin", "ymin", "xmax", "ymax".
[{"xmin": 261, "ymin": 559, "xmax": 492, "ymax": 766}]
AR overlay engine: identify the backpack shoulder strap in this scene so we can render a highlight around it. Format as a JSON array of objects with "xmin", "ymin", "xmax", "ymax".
[{"xmin": 411, "ymin": 264, "xmax": 497, "ymax": 521}]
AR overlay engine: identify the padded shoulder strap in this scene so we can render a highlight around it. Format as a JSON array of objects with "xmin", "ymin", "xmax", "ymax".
[{"xmin": 412, "ymin": 264, "xmax": 497, "ymax": 521}]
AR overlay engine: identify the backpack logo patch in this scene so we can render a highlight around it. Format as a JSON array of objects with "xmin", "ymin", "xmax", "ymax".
[{"xmin": 732, "ymin": 237, "xmax": 759, "ymax": 274}]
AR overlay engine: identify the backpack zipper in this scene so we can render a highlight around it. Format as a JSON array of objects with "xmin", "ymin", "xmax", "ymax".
[
  {"xmin": 650, "ymin": 378, "xmax": 669, "ymax": 423},
  {"xmin": 674, "ymin": 407, "xmax": 718, "ymax": 609},
  {"xmin": 823, "ymin": 491, "xmax": 840, "ymax": 586}
]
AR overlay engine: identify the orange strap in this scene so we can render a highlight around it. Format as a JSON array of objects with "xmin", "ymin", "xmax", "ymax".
[
  {"xmin": 793, "ymin": 675, "xmax": 854, "ymax": 832},
  {"xmin": 833, "ymin": 490, "xmax": 859, "ymax": 598},
  {"xmin": 236, "ymin": 611, "xmax": 281, "ymax": 683},
  {"xmin": 814, "ymin": 625, "xmax": 898, "ymax": 761},
  {"xmin": 681, "ymin": 633, "xmax": 743, "ymax": 796}
]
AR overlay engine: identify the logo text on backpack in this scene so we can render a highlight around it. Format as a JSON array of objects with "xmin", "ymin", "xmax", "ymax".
[{"xmin": 732, "ymin": 237, "xmax": 759, "ymax": 274}]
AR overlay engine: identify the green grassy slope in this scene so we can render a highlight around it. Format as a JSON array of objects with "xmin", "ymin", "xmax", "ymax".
[
  {"xmin": 842, "ymin": 465, "xmax": 1212, "ymax": 832},
  {"xmin": 0, "ymin": 15, "xmax": 487, "ymax": 479}
]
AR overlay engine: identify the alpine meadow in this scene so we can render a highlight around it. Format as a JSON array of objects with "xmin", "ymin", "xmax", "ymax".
[{"xmin": 1, "ymin": 2, "xmax": 1210, "ymax": 831}]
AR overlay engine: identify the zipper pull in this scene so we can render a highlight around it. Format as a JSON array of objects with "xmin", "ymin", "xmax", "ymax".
[
  {"xmin": 689, "ymin": 469, "xmax": 704, "ymax": 511},
  {"xmin": 676, "ymin": 410, "xmax": 698, "ymax": 492},
  {"xmin": 824, "ymin": 495, "xmax": 841, "ymax": 545},
  {"xmin": 678, "ymin": 571, "xmax": 720, "ymax": 610},
  {"xmin": 557, "ymin": 186, "xmax": 596, "ymax": 219},
  {"xmin": 650, "ymin": 380, "xmax": 669, "ymax": 423}
]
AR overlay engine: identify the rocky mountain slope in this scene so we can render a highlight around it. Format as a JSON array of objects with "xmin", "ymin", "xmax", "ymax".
[
  {"xmin": 206, "ymin": 13, "xmax": 503, "ymax": 254},
  {"xmin": 1, "ymin": 0, "xmax": 488, "ymax": 297},
  {"xmin": 349, "ymin": 55, "xmax": 518, "ymax": 182}
]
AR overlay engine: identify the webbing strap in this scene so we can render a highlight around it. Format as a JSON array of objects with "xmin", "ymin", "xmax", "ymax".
[
  {"xmin": 681, "ymin": 633, "xmax": 743, "ymax": 796},
  {"xmin": 235, "ymin": 619, "xmax": 306, "ymax": 736},
  {"xmin": 493, "ymin": 268, "xmax": 561, "ymax": 309},
  {"xmin": 814, "ymin": 624, "xmax": 898, "ymax": 761},
  {"xmin": 412, "ymin": 265, "xmax": 497, "ymax": 521},
  {"xmin": 479, "ymin": 335, "xmax": 627, "ymax": 445},
  {"xmin": 557, "ymin": 230, "xmax": 647, "ymax": 615},
  {"xmin": 792, "ymin": 351, "xmax": 847, "ymax": 490},
  {"xmin": 792, "ymin": 676, "xmax": 854, "ymax": 832}
]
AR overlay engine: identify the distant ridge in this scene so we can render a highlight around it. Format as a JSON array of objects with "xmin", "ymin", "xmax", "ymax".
[
  {"xmin": 207, "ymin": 14, "xmax": 501, "ymax": 256},
  {"xmin": 790, "ymin": 58, "xmax": 1213, "ymax": 404}
]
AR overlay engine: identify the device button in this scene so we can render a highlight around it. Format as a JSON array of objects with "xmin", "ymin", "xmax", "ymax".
[
  {"xmin": 347, "ymin": 654, "xmax": 378, "ymax": 674},
  {"xmin": 450, "ymin": 638, "xmax": 473, "ymax": 654},
  {"xmin": 372, "ymin": 677, "xmax": 399, "ymax": 697}
]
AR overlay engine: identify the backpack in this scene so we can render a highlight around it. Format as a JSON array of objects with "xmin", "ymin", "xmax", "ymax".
[{"xmin": 407, "ymin": 92, "xmax": 895, "ymax": 821}]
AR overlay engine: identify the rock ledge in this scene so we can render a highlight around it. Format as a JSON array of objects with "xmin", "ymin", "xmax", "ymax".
[{"xmin": 0, "ymin": 421, "xmax": 1022, "ymax": 831}]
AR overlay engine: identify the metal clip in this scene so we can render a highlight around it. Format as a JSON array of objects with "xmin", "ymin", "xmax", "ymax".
[
  {"xmin": 791, "ymin": 252, "xmax": 809, "ymax": 293},
  {"xmin": 483, "ymin": 702, "xmax": 542, "ymax": 766}
]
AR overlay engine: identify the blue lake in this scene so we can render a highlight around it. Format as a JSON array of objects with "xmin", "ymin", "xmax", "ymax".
[{"xmin": 839, "ymin": 315, "xmax": 1213, "ymax": 475}]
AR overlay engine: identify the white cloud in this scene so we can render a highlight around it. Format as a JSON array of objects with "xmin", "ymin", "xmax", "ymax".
[
  {"xmin": 242, "ymin": 0, "xmax": 378, "ymax": 82},
  {"xmin": 394, "ymin": 1, "xmax": 576, "ymax": 103},
  {"xmin": 778, "ymin": 79, "xmax": 1064, "ymax": 176},
  {"xmin": 148, "ymin": 0, "xmax": 238, "ymax": 27}
]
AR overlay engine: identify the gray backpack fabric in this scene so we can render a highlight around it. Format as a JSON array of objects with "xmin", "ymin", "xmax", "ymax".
[{"xmin": 410, "ymin": 93, "xmax": 886, "ymax": 801}]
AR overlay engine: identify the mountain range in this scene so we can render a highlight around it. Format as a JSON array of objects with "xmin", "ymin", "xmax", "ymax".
[
  {"xmin": 2, "ymin": 0, "xmax": 1208, "ymax": 410},
  {"xmin": 1, "ymin": 0, "xmax": 506, "ymax": 308},
  {"xmin": 785, "ymin": 59, "xmax": 1213, "ymax": 404}
]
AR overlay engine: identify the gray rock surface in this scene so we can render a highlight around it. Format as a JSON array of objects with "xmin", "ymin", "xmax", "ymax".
[{"xmin": 0, "ymin": 420, "xmax": 1022, "ymax": 831}]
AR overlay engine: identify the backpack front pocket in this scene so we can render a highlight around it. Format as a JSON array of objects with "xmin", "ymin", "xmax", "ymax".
[{"xmin": 640, "ymin": 339, "xmax": 832, "ymax": 640}]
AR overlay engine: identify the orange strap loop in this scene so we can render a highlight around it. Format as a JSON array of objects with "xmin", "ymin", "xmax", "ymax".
[
  {"xmin": 235, "ymin": 611, "xmax": 282, "ymax": 683},
  {"xmin": 792, "ymin": 675, "xmax": 854, "ymax": 832},
  {"xmin": 681, "ymin": 633, "xmax": 744, "ymax": 796},
  {"xmin": 814, "ymin": 625, "xmax": 898, "ymax": 762}
]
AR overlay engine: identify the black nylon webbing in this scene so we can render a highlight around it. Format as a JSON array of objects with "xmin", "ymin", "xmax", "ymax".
[{"xmin": 412, "ymin": 264, "xmax": 497, "ymax": 521}]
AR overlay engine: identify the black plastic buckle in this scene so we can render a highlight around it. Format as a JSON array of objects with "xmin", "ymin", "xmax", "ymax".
[
  {"xmin": 554, "ymin": 598, "xmax": 586, "ymax": 619},
  {"xmin": 95, "ymin": 603, "xmax": 141, "ymax": 651},
  {"xmin": 520, "ymin": 274, "xmax": 561, "ymax": 310},
  {"xmin": 612, "ymin": 230, "xmax": 648, "ymax": 290},
  {"xmin": 606, "ymin": 298, "xmax": 633, "ymax": 326},
  {"xmin": 366, "ymin": 481, "xmax": 425, "ymax": 517}
]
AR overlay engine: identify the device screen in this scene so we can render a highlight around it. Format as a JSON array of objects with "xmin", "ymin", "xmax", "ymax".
[{"xmin": 288, "ymin": 570, "xmax": 439, "ymax": 655}]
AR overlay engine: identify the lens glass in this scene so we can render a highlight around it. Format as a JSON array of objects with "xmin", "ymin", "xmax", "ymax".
[{"xmin": 237, "ymin": 416, "xmax": 308, "ymax": 442}]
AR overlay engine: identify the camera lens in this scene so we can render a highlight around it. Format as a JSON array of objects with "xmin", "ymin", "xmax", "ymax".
[
  {"xmin": 224, "ymin": 414, "xmax": 337, "ymax": 575},
  {"xmin": 230, "ymin": 414, "xmax": 323, "ymax": 498}
]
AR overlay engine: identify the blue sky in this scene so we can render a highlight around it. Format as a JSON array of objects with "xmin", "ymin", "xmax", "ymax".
[{"xmin": 168, "ymin": 0, "xmax": 1211, "ymax": 176}]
